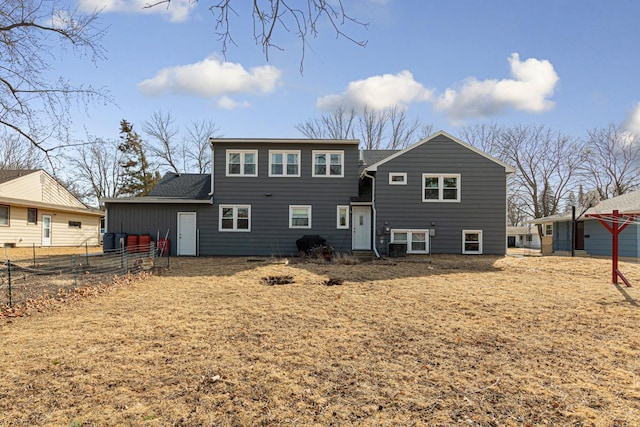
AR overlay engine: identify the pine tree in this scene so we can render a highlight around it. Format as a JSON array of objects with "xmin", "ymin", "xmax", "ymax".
[{"xmin": 118, "ymin": 119, "xmax": 159, "ymax": 196}]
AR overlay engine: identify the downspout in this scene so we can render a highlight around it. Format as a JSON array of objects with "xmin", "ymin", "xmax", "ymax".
[
  {"xmin": 363, "ymin": 170, "xmax": 380, "ymax": 258},
  {"xmin": 208, "ymin": 140, "xmax": 215, "ymax": 197}
]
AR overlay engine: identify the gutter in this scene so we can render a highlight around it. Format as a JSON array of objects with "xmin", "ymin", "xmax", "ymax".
[{"xmin": 208, "ymin": 141, "xmax": 215, "ymax": 197}]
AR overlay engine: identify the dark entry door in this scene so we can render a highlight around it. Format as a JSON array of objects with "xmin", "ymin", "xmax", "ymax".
[{"xmin": 575, "ymin": 221, "xmax": 585, "ymax": 250}]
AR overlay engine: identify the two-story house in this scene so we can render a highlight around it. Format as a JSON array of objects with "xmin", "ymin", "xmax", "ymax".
[{"xmin": 103, "ymin": 131, "xmax": 514, "ymax": 257}]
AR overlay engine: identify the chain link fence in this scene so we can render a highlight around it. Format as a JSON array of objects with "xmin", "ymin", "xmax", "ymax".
[{"xmin": 1, "ymin": 242, "xmax": 169, "ymax": 310}]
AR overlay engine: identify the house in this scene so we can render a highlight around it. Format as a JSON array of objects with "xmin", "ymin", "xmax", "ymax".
[
  {"xmin": 507, "ymin": 226, "xmax": 541, "ymax": 249},
  {"xmin": 103, "ymin": 131, "xmax": 514, "ymax": 257},
  {"xmin": 0, "ymin": 170, "xmax": 103, "ymax": 248},
  {"xmin": 527, "ymin": 191, "xmax": 640, "ymax": 259}
]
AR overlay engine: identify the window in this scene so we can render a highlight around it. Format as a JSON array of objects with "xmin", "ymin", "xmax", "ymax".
[
  {"xmin": 0, "ymin": 205, "xmax": 8, "ymax": 226},
  {"xmin": 27, "ymin": 208, "xmax": 37, "ymax": 224},
  {"xmin": 68, "ymin": 221, "xmax": 82, "ymax": 229},
  {"xmin": 422, "ymin": 174, "xmax": 460, "ymax": 202},
  {"xmin": 289, "ymin": 205, "xmax": 311, "ymax": 228},
  {"xmin": 389, "ymin": 173, "xmax": 407, "ymax": 185},
  {"xmin": 391, "ymin": 229, "xmax": 429, "ymax": 254},
  {"xmin": 313, "ymin": 151, "xmax": 343, "ymax": 177},
  {"xmin": 219, "ymin": 205, "xmax": 251, "ymax": 231},
  {"xmin": 226, "ymin": 150, "xmax": 258, "ymax": 176},
  {"xmin": 269, "ymin": 150, "xmax": 300, "ymax": 177},
  {"xmin": 337, "ymin": 206, "xmax": 349, "ymax": 229},
  {"xmin": 462, "ymin": 230, "xmax": 483, "ymax": 254},
  {"xmin": 545, "ymin": 223, "xmax": 553, "ymax": 236}
]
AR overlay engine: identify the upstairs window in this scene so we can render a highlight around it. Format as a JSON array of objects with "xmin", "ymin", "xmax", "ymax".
[
  {"xmin": 269, "ymin": 151, "xmax": 300, "ymax": 177},
  {"xmin": 389, "ymin": 173, "xmax": 407, "ymax": 185},
  {"xmin": 313, "ymin": 151, "xmax": 343, "ymax": 177},
  {"xmin": 227, "ymin": 150, "xmax": 258, "ymax": 176},
  {"xmin": 422, "ymin": 174, "xmax": 460, "ymax": 202}
]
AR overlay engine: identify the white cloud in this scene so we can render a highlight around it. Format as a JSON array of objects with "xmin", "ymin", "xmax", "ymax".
[
  {"xmin": 137, "ymin": 56, "xmax": 282, "ymax": 109},
  {"xmin": 216, "ymin": 96, "xmax": 250, "ymax": 110},
  {"xmin": 78, "ymin": 0, "xmax": 194, "ymax": 23},
  {"xmin": 625, "ymin": 103, "xmax": 640, "ymax": 137},
  {"xmin": 317, "ymin": 70, "xmax": 433, "ymax": 111},
  {"xmin": 434, "ymin": 53, "xmax": 559, "ymax": 122}
]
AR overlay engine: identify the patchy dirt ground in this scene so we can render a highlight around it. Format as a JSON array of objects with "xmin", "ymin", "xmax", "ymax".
[{"xmin": 1, "ymin": 254, "xmax": 640, "ymax": 426}]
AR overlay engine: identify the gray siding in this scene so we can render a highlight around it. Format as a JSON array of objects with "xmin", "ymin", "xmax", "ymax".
[
  {"xmin": 373, "ymin": 135, "xmax": 508, "ymax": 255},
  {"xmin": 205, "ymin": 142, "xmax": 359, "ymax": 256},
  {"xmin": 105, "ymin": 203, "xmax": 214, "ymax": 256},
  {"xmin": 553, "ymin": 221, "xmax": 572, "ymax": 252},
  {"xmin": 584, "ymin": 219, "xmax": 639, "ymax": 257}
]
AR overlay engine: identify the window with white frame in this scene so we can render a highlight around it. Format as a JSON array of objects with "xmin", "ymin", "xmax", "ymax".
[
  {"xmin": 313, "ymin": 151, "xmax": 343, "ymax": 177},
  {"xmin": 422, "ymin": 174, "xmax": 460, "ymax": 202},
  {"xmin": 289, "ymin": 205, "xmax": 311, "ymax": 228},
  {"xmin": 390, "ymin": 229, "xmax": 429, "ymax": 254},
  {"xmin": 219, "ymin": 205, "xmax": 251, "ymax": 231},
  {"xmin": 545, "ymin": 223, "xmax": 553, "ymax": 236},
  {"xmin": 389, "ymin": 173, "xmax": 407, "ymax": 185},
  {"xmin": 462, "ymin": 230, "xmax": 483, "ymax": 254},
  {"xmin": 0, "ymin": 205, "xmax": 8, "ymax": 226},
  {"xmin": 269, "ymin": 150, "xmax": 300, "ymax": 177},
  {"xmin": 337, "ymin": 206, "xmax": 349, "ymax": 229},
  {"xmin": 226, "ymin": 150, "xmax": 258, "ymax": 176}
]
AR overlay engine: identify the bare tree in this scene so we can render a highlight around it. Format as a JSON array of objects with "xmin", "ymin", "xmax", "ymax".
[
  {"xmin": 297, "ymin": 105, "xmax": 431, "ymax": 149},
  {"xmin": 184, "ymin": 119, "xmax": 221, "ymax": 173},
  {"xmin": 142, "ymin": 111, "xmax": 181, "ymax": 174},
  {"xmin": 200, "ymin": 0, "xmax": 368, "ymax": 72},
  {"xmin": 0, "ymin": 133, "xmax": 45, "ymax": 169},
  {"xmin": 582, "ymin": 124, "xmax": 640, "ymax": 199},
  {"xmin": 461, "ymin": 124, "xmax": 585, "ymax": 228},
  {"xmin": 388, "ymin": 105, "xmax": 421, "ymax": 149},
  {"xmin": 296, "ymin": 106, "xmax": 356, "ymax": 140},
  {"xmin": 66, "ymin": 137, "xmax": 125, "ymax": 206},
  {"xmin": 0, "ymin": 0, "xmax": 108, "ymax": 155}
]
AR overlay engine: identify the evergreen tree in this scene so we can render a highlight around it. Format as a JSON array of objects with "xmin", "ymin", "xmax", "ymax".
[{"xmin": 118, "ymin": 119, "xmax": 159, "ymax": 196}]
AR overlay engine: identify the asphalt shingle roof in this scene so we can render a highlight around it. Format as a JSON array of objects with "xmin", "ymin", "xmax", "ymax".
[{"xmin": 147, "ymin": 173, "xmax": 211, "ymax": 199}]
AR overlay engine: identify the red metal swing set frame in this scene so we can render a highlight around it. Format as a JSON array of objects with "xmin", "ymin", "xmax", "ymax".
[{"xmin": 585, "ymin": 209, "xmax": 635, "ymax": 287}]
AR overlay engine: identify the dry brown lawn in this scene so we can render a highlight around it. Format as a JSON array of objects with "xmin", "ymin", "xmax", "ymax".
[{"xmin": 1, "ymin": 253, "xmax": 640, "ymax": 426}]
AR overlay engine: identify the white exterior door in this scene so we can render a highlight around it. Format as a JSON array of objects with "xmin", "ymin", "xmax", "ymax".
[
  {"xmin": 177, "ymin": 212, "xmax": 197, "ymax": 256},
  {"xmin": 42, "ymin": 215, "xmax": 52, "ymax": 247},
  {"xmin": 352, "ymin": 206, "xmax": 372, "ymax": 250}
]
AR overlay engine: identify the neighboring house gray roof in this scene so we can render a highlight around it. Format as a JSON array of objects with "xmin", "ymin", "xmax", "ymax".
[
  {"xmin": 507, "ymin": 226, "xmax": 537, "ymax": 235},
  {"xmin": 147, "ymin": 173, "xmax": 211, "ymax": 199},
  {"xmin": 0, "ymin": 169, "xmax": 38, "ymax": 184},
  {"xmin": 584, "ymin": 190, "xmax": 640, "ymax": 216}
]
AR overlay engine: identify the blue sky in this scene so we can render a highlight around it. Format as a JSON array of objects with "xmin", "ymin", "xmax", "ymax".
[{"xmin": 62, "ymin": 0, "xmax": 640, "ymax": 143}]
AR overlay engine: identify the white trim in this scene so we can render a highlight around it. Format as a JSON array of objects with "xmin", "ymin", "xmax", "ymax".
[
  {"xmin": 210, "ymin": 137, "xmax": 359, "ymax": 145},
  {"xmin": 462, "ymin": 230, "xmax": 483, "ymax": 255},
  {"xmin": 337, "ymin": 205, "xmax": 349, "ymax": 229},
  {"xmin": 312, "ymin": 150, "xmax": 344, "ymax": 178},
  {"xmin": 101, "ymin": 197, "xmax": 211, "ymax": 205},
  {"xmin": 389, "ymin": 172, "xmax": 407, "ymax": 185},
  {"xmin": 390, "ymin": 229, "xmax": 429, "ymax": 254},
  {"xmin": 226, "ymin": 149, "xmax": 258, "ymax": 177},
  {"xmin": 219, "ymin": 205, "xmax": 251, "ymax": 232},
  {"xmin": 268, "ymin": 150, "xmax": 301, "ymax": 177},
  {"xmin": 289, "ymin": 205, "xmax": 312, "ymax": 229},
  {"xmin": 422, "ymin": 174, "xmax": 461, "ymax": 202},
  {"xmin": 365, "ymin": 130, "xmax": 516, "ymax": 174}
]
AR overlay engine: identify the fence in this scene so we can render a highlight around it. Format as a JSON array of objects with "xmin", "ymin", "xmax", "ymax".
[{"xmin": 1, "ymin": 242, "xmax": 169, "ymax": 310}]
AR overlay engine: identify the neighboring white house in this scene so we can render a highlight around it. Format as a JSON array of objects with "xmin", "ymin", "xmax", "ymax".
[
  {"xmin": 0, "ymin": 170, "xmax": 103, "ymax": 248},
  {"xmin": 507, "ymin": 225, "xmax": 542, "ymax": 249}
]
